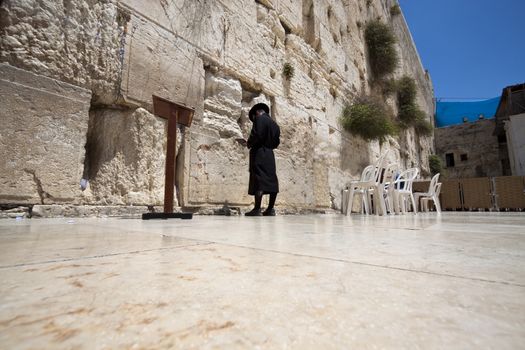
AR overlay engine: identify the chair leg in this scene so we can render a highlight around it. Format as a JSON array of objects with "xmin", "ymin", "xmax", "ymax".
[
  {"xmin": 422, "ymin": 199, "xmax": 429, "ymax": 212},
  {"xmin": 376, "ymin": 187, "xmax": 387, "ymax": 216},
  {"xmin": 359, "ymin": 194, "xmax": 364, "ymax": 214},
  {"xmin": 346, "ymin": 187, "xmax": 355, "ymax": 216},
  {"xmin": 433, "ymin": 195, "xmax": 442, "ymax": 213},
  {"xmin": 399, "ymin": 195, "xmax": 405, "ymax": 214},
  {"xmin": 363, "ymin": 193, "xmax": 370, "ymax": 214},
  {"xmin": 393, "ymin": 192, "xmax": 400, "ymax": 214},
  {"xmin": 410, "ymin": 194, "xmax": 417, "ymax": 214},
  {"xmin": 414, "ymin": 194, "xmax": 421, "ymax": 212}
]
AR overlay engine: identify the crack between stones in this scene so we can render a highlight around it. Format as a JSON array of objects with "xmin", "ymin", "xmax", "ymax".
[
  {"xmin": 160, "ymin": 237, "xmax": 525, "ymax": 288},
  {"xmin": 0, "ymin": 242, "xmax": 211, "ymax": 270},
  {"xmin": 23, "ymin": 169, "xmax": 52, "ymax": 204}
]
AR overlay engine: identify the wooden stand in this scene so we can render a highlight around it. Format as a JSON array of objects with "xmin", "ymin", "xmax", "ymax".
[{"xmin": 142, "ymin": 95, "xmax": 194, "ymax": 220}]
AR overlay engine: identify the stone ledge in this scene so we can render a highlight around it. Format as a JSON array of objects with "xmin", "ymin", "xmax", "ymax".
[
  {"xmin": 0, "ymin": 206, "xmax": 31, "ymax": 219},
  {"xmin": 0, "ymin": 205, "xmax": 335, "ymax": 219},
  {"xmin": 31, "ymin": 205, "xmax": 165, "ymax": 218}
]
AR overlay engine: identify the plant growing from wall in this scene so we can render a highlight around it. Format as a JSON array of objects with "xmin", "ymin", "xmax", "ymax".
[
  {"xmin": 398, "ymin": 103, "xmax": 425, "ymax": 125},
  {"xmin": 429, "ymin": 155, "xmax": 443, "ymax": 176},
  {"xmin": 390, "ymin": 5, "xmax": 401, "ymax": 16},
  {"xmin": 393, "ymin": 75, "xmax": 433, "ymax": 136},
  {"xmin": 364, "ymin": 20, "xmax": 399, "ymax": 79},
  {"xmin": 381, "ymin": 78, "xmax": 398, "ymax": 96},
  {"xmin": 282, "ymin": 62, "xmax": 295, "ymax": 80},
  {"xmin": 340, "ymin": 94, "xmax": 396, "ymax": 142},
  {"xmin": 414, "ymin": 116, "xmax": 433, "ymax": 136}
]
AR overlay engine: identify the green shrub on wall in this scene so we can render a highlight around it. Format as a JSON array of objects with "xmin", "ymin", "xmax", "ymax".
[
  {"xmin": 341, "ymin": 95, "xmax": 396, "ymax": 142},
  {"xmin": 390, "ymin": 5, "xmax": 401, "ymax": 16},
  {"xmin": 414, "ymin": 116, "xmax": 433, "ymax": 136},
  {"xmin": 398, "ymin": 103, "xmax": 425, "ymax": 125},
  {"xmin": 282, "ymin": 62, "xmax": 295, "ymax": 80},
  {"xmin": 429, "ymin": 155, "xmax": 443, "ymax": 176},
  {"xmin": 394, "ymin": 75, "xmax": 433, "ymax": 136},
  {"xmin": 364, "ymin": 20, "xmax": 399, "ymax": 79},
  {"xmin": 381, "ymin": 78, "xmax": 398, "ymax": 96},
  {"xmin": 396, "ymin": 76, "xmax": 417, "ymax": 107}
]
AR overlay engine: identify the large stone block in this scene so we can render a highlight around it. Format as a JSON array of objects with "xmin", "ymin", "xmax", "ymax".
[
  {"xmin": 274, "ymin": 0, "xmax": 303, "ymax": 35},
  {"xmin": 0, "ymin": 0, "xmax": 122, "ymax": 104},
  {"xmin": 186, "ymin": 136, "xmax": 251, "ymax": 206},
  {"xmin": 82, "ymin": 108, "xmax": 168, "ymax": 206},
  {"xmin": 119, "ymin": 0, "xmax": 225, "ymax": 60},
  {"xmin": 0, "ymin": 63, "xmax": 91, "ymax": 204},
  {"xmin": 204, "ymin": 72, "xmax": 243, "ymax": 120},
  {"xmin": 275, "ymin": 155, "xmax": 315, "ymax": 208},
  {"xmin": 120, "ymin": 12, "xmax": 205, "ymax": 119},
  {"xmin": 222, "ymin": 9, "xmax": 285, "ymax": 96}
]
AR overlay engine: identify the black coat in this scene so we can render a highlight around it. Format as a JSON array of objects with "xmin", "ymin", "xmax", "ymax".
[{"xmin": 247, "ymin": 113, "xmax": 279, "ymax": 195}]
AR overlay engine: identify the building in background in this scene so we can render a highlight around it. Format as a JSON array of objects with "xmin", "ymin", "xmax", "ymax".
[
  {"xmin": 434, "ymin": 97, "xmax": 501, "ymax": 178},
  {"xmin": 494, "ymin": 83, "xmax": 525, "ymax": 176},
  {"xmin": 434, "ymin": 83, "xmax": 525, "ymax": 179}
]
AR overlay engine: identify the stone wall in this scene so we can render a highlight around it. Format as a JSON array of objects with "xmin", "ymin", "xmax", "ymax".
[
  {"xmin": 0, "ymin": 0, "xmax": 434, "ymax": 212},
  {"xmin": 434, "ymin": 119, "xmax": 502, "ymax": 178},
  {"xmin": 0, "ymin": 63, "xmax": 90, "ymax": 204}
]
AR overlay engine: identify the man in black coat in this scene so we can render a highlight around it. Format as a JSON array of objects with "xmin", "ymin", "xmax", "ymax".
[{"xmin": 245, "ymin": 103, "xmax": 280, "ymax": 216}]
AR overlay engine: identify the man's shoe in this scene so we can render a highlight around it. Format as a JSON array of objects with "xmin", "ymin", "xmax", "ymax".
[
  {"xmin": 262, "ymin": 208, "xmax": 276, "ymax": 216},
  {"xmin": 245, "ymin": 208, "xmax": 262, "ymax": 216}
]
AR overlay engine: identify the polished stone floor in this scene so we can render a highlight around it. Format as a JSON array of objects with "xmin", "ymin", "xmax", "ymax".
[{"xmin": 1, "ymin": 213, "xmax": 524, "ymax": 349}]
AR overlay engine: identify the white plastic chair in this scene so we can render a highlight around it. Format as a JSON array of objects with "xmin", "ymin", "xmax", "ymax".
[
  {"xmin": 369, "ymin": 163, "xmax": 398, "ymax": 215},
  {"xmin": 345, "ymin": 151, "xmax": 391, "ymax": 215},
  {"xmin": 391, "ymin": 168, "xmax": 419, "ymax": 214},
  {"xmin": 414, "ymin": 173, "xmax": 441, "ymax": 213},
  {"xmin": 421, "ymin": 183, "xmax": 442, "ymax": 212},
  {"xmin": 360, "ymin": 151, "xmax": 391, "ymax": 216},
  {"xmin": 345, "ymin": 165, "xmax": 374, "ymax": 215}
]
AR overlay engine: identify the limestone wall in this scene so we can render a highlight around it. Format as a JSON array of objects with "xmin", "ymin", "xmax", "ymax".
[
  {"xmin": 0, "ymin": 63, "xmax": 90, "ymax": 204},
  {"xmin": 0, "ymin": 0, "xmax": 434, "ymax": 212}
]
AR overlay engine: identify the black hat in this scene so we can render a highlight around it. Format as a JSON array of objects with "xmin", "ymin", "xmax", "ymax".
[{"xmin": 249, "ymin": 103, "xmax": 270, "ymax": 122}]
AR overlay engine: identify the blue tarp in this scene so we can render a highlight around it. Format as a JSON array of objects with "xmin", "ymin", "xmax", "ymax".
[{"xmin": 435, "ymin": 97, "xmax": 500, "ymax": 127}]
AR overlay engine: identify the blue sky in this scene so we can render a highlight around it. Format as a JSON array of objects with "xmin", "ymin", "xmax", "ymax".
[{"xmin": 398, "ymin": 0, "xmax": 525, "ymax": 101}]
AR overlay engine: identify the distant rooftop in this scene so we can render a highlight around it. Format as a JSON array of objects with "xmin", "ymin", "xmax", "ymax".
[
  {"xmin": 494, "ymin": 83, "xmax": 525, "ymax": 135},
  {"xmin": 435, "ymin": 97, "xmax": 500, "ymax": 128}
]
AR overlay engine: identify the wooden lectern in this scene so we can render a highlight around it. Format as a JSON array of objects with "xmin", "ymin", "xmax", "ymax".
[{"xmin": 142, "ymin": 95, "xmax": 194, "ymax": 220}]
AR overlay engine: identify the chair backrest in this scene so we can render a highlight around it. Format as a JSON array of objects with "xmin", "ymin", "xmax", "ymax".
[
  {"xmin": 381, "ymin": 163, "xmax": 398, "ymax": 184},
  {"xmin": 360, "ymin": 165, "xmax": 375, "ymax": 182},
  {"xmin": 373, "ymin": 150, "xmax": 391, "ymax": 184},
  {"xmin": 374, "ymin": 150, "xmax": 390, "ymax": 168},
  {"xmin": 427, "ymin": 173, "xmax": 440, "ymax": 195},
  {"xmin": 434, "ymin": 182, "xmax": 442, "ymax": 197},
  {"xmin": 395, "ymin": 168, "xmax": 419, "ymax": 191},
  {"xmin": 404, "ymin": 168, "xmax": 419, "ymax": 192}
]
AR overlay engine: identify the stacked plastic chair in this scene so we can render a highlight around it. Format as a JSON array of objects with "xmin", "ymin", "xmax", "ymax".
[
  {"xmin": 345, "ymin": 151, "xmax": 390, "ymax": 216},
  {"xmin": 390, "ymin": 168, "xmax": 420, "ymax": 214}
]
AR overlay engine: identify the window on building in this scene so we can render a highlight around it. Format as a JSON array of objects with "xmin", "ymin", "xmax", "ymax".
[
  {"xmin": 460, "ymin": 153, "xmax": 468, "ymax": 161},
  {"xmin": 445, "ymin": 153, "xmax": 455, "ymax": 167}
]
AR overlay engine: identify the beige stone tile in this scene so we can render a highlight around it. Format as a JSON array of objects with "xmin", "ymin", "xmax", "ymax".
[{"xmin": 1, "ymin": 213, "xmax": 524, "ymax": 348}]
